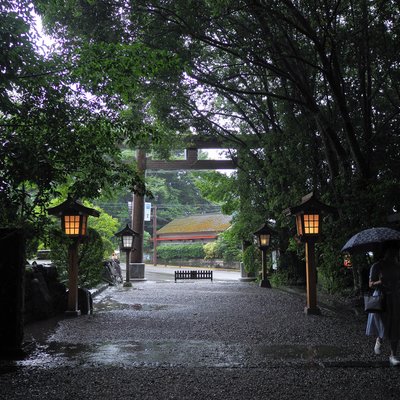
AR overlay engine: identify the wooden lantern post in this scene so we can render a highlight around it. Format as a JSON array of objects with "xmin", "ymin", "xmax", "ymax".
[
  {"xmin": 48, "ymin": 197, "xmax": 100, "ymax": 316},
  {"xmin": 115, "ymin": 224, "xmax": 137, "ymax": 283},
  {"xmin": 286, "ymin": 193, "xmax": 335, "ymax": 315},
  {"xmin": 253, "ymin": 223, "xmax": 275, "ymax": 288}
]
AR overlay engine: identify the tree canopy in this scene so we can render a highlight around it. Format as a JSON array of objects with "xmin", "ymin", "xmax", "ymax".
[
  {"xmin": 0, "ymin": 1, "xmax": 148, "ymax": 233},
  {"xmin": 5, "ymin": 1, "xmax": 400, "ymax": 291},
  {"xmin": 33, "ymin": 1, "xmax": 400, "ymax": 229}
]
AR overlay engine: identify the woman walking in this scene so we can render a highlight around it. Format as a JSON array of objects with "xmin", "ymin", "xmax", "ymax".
[
  {"xmin": 367, "ymin": 241, "xmax": 400, "ymax": 366},
  {"xmin": 366, "ymin": 261, "xmax": 385, "ymax": 355}
]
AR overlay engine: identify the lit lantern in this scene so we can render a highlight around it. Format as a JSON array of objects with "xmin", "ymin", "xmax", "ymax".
[
  {"xmin": 115, "ymin": 224, "xmax": 138, "ymax": 283},
  {"xmin": 287, "ymin": 193, "xmax": 334, "ymax": 242},
  {"xmin": 253, "ymin": 222, "xmax": 275, "ymax": 288},
  {"xmin": 253, "ymin": 222, "xmax": 274, "ymax": 250},
  {"xmin": 48, "ymin": 196, "xmax": 100, "ymax": 238},
  {"xmin": 296, "ymin": 212, "xmax": 320, "ymax": 238},
  {"xmin": 285, "ymin": 192, "xmax": 336, "ymax": 315},
  {"xmin": 115, "ymin": 224, "xmax": 137, "ymax": 251}
]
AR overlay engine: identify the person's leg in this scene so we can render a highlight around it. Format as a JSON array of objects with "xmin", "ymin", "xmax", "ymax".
[
  {"xmin": 374, "ymin": 337, "xmax": 383, "ymax": 354},
  {"xmin": 389, "ymin": 341, "xmax": 400, "ymax": 366},
  {"xmin": 390, "ymin": 340, "xmax": 398, "ymax": 356}
]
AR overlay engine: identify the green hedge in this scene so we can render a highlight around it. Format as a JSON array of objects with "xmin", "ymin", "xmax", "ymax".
[
  {"xmin": 157, "ymin": 243, "xmax": 205, "ymax": 261},
  {"xmin": 242, "ymin": 244, "xmax": 261, "ymax": 274}
]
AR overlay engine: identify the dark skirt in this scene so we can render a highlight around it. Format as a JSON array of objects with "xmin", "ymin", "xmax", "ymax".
[{"xmin": 383, "ymin": 291, "xmax": 400, "ymax": 341}]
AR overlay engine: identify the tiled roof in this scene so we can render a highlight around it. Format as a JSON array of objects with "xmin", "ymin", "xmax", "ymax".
[{"xmin": 157, "ymin": 213, "xmax": 231, "ymax": 235}]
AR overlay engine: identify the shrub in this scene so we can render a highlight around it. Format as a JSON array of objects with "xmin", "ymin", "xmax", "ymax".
[
  {"xmin": 215, "ymin": 231, "xmax": 241, "ymax": 262},
  {"xmin": 270, "ymin": 269, "xmax": 289, "ymax": 287},
  {"xmin": 242, "ymin": 244, "xmax": 261, "ymax": 275},
  {"xmin": 203, "ymin": 241, "xmax": 219, "ymax": 259},
  {"xmin": 317, "ymin": 243, "xmax": 352, "ymax": 294},
  {"xmin": 157, "ymin": 243, "xmax": 205, "ymax": 261}
]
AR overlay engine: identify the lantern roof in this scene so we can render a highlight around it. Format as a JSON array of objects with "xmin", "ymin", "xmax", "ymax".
[
  {"xmin": 47, "ymin": 196, "xmax": 100, "ymax": 218},
  {"xmin": 253, "ymin": 222, "xmax": 276, "ymax": 236},
  {"xmin": 284, "ymin": 192, "xmax": 336, "ymax": 216},
  {"xmin": 115, "ymin": 224, "xmax": 138, "ymax": 238}
]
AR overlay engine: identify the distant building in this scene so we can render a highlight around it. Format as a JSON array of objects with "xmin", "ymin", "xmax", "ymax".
[{"xmin": 156, "ymin": 213, "xmax": 231, "ymax": 245}]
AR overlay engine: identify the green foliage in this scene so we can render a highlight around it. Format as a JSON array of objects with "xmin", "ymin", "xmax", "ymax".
[
  {"xmin": 317, "ymin": 243, "xmax": 353, "ymax": 294},
  {"xmin": 78, "ymin": 229, "xmax": 105, "ymax": 288},
  {"xmin": 242, "ymin": 245, "xmax": 261, "ymax": 275},
  {"xmin": 74, "ymin": 42, "xmax": 182, "ymax": 104},
  {"xmin": 143, "ymin": 231, "xmax": 152, "ymax": 252},
  {"xmin": 87, "ymin": 205, "xmax": 119, "ymax": 258},
  {"xmin": 194, "ymin": 172, "xmax": 240, "ymax": 215},
  {"xmin": 270, "ymin": 270, "xmax": 290, "ymax": 288},
  {"xmin": 203, "ymin": 242, "xmax": 218, "ymax": 260},
  {"xmin": 0, "ymin": 1, "xmax": 152, "ymax": 235},
  {"xmin": 157, "ymin": 244, "xmax": 205, "ymax": 261},
  {"xmin": 214, "ymin": 231, "xmax": 241, "ymax": 262}
]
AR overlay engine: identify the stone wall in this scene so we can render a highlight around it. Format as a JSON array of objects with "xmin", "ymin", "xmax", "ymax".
[{"xmin": 24, "ymin": 264, "xmax": 67, "ymax": 323}]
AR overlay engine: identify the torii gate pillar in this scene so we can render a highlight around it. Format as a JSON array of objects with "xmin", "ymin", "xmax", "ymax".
[{"xmin": 131, "ymin": 149, "xmax": 146, "ymax": 263}]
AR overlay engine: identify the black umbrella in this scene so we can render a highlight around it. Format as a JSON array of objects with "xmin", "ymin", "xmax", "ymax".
[{"xmin": 341, "ymin": 227, "xmax": 400, "ymax": 254}]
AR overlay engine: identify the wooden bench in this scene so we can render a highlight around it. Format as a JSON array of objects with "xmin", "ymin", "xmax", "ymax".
[{"xmin": 174, "ymin": 270, "xmax": 213, "ymax": 282}]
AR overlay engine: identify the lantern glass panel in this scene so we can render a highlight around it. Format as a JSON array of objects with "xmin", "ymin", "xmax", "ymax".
[
  {"xmin": 296, "ymin": 214, "xmax": 303, "ymax": 236},
  {"xmin": 122, "ymin": 235, "xmax": 133, "ymax": 249},
  {"xmin": 303, "ymin": 214, "xmax": 319, "ymax": 235},
  {"xmin": 81, "ymin": 215, "xmax": 88, "ymax": 236},
  {"xmin": 64, "ymin": 215, "xmax": 81, "ymax": 236},
  {"xmin": 259, "ymin": 234, "xmax": 270, "ymax": 248}
]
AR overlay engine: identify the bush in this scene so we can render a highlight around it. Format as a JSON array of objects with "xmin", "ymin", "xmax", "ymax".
[
  {"xmin": 157, "ymin": 243, "xmax": 205, "ymax": 261},
  {"xmin": 317, "ymin": 243, "xmax": 352, "ymax": 294},
  {"xmin": 203, "ymin": 242, "xmax": 219, "ymax": 259},
  {"xmin": 242, "ymin": 244, "xmax": 261, "ymax": 275},
  {"xmin": 270, "ymin": 269, "xmax": 289, "ymax": 287},
  {"xmin": 215, "ymin": 231, "xmax": 241, "ymax": 262}
]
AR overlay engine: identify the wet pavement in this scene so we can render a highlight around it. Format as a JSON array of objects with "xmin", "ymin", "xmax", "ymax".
[{"xmin": 1, "ymin": 269, "xmax": 400, "ymax": 399}]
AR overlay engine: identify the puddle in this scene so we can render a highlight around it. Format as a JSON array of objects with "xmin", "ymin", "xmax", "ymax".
[
  {"xmin": 12, "ymin": 340, "xmax": 349, "ymax": 370},
  {"xmin": 94, "ymin": 298, "xmax": 169, "ymax": 312},
  {"xmin": 15, "ymin": 340, "xmax": 246, "ymax": 368}
]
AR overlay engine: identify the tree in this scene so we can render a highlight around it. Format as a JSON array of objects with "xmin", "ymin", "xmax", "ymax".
[
  {"xmin": 33, "ymin": 1, "xmax": 400, "ymax": 292},
  {"xmin": 1, "ymin": 1, "xmax": 146, "ymax": 236}
]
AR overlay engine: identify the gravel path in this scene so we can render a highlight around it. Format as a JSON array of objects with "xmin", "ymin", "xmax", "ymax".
[{"xmin": 1, "ymin": 280, "xmax": 400, "ymax": 399}]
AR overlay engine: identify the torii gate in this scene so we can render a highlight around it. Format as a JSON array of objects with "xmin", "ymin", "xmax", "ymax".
[{"xmin": 130, "ymin": 138, "xmax": 238, "ymax": 266}]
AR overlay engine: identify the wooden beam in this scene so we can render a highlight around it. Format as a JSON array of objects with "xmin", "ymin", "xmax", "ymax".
[{"xmin": 146, "ymin": 159, "xmax": 236, "ymax": 170}]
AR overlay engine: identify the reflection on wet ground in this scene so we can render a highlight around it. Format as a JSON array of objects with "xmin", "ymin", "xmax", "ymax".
[
  {"xmin": 13, "ymin": 340, "xmax": 351, "ymax": 369},
  {"xmin": 95, "ymin": 298, "xmax": 170, "ymax": 312}
]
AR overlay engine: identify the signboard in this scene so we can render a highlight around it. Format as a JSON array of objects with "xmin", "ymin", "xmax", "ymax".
[{"xmin": 144, "ymin": 202, "xmax": 152, "ymax": 221}]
